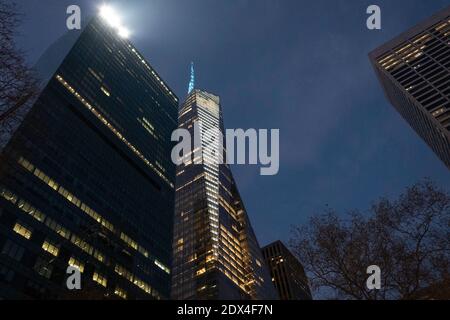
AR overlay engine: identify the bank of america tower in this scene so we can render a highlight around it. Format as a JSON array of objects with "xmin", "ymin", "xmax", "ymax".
[{"xmin": 171, "ymin": 72, "xmax": 277, "ymax": 299}]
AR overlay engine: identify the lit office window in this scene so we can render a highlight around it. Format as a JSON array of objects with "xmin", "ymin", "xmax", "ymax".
[
  {"xmin": 93, "ymin": 250, "xmax": 105, "ymax": 263},
  {"xmin": 17, "ymin": 200, "xmax": 46, "ymax": 222},
  {"xmin": 100, "ymin": 86, "xmax": 110, "ymax": 97},
  {"xmin": 120, "ymin": 232, "xmax": 138, "ymax": 250},
  {"xmin": 0, "ymin": 188, "xmax": 18, "ymax": 204},
  {"xmin": 154, "ymin": 259, "xmax": 170, "ymax": 274},
  {"xmin": 46, "ymin": 218, "xmax": 71, "ymax": 239},
  {"xmin": 114, "ymin": 287, "xmax": 127, "ymax": 299},
  {"xmin": 13, "ymin": 223, "xmax": 32, "ymax": 240},
  {"xmin": 18, "ymin": 157, "xmax": 34, "ymax": 172},
  {"xmin": 93, "ymin": 272, "xmax": 107, "ymax": 287},
  {"xmin": 42, "ymin": 240, "xmax": 59, "ymax": 257},
  {"xmin": 68, "ymin": 257, "xmax": 85, "ymax": 273}
]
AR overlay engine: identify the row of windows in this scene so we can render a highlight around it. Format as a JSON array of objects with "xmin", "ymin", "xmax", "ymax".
[
  {"xmin": 42, "ymin": 240, "xmax": 59, "ymax": 257},
  {"xmin": 69, "ymin": 256, "xmax": 85, "ymax": 273},
  {"xmin": 0, "ymin": 186, "xmax": 162, "ymax": 298},
  {"xmin": 13, "ymin": 222, "xmax": 32, "ymax": 240},
  {"xmin": 378, "ymin": 18, "xmax": 449, "ymax": 71},
  {"xmin": 10, "ymin": 212, "xmax": 102, "ymax": 262},
  {"xmin": 92, "ymin": 271, "xmax": 107, "ymax": 287},
  {"xmin": 125, "ymin": 43, "xmax": 178, "ymax": 103},
  {"xmin": 18, "ymin": 156, "xmax": 169, "ymax": 274},
  {"xmin": 376, "ymin": 18, "xmax": 450, "ymax": 133},
  {"xmin": 7, "ymin": 220, "xmax": 132, "ymax": 299},
  {"xmin": 55, "ymin": 74, "xmax": 174, "ymax": 188},
  {"xmin": 19, "ymin": 157, "xmax": 115, "ymax": 233},
  {"xmin": 114, "ymin": 263, "xmax": 154, "ymax": 296},
  {"xmin": 2, "ymin": 236, "xmax": 127, "ymax": 299}
]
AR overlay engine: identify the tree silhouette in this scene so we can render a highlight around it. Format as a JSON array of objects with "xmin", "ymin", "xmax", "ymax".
[
  {"xmin": 290, "ymin": 179, "xmax": 450, "ymax": 300},
  {"xmin": 0, "ymin": 0, "xmax": 39, "ymax": 148}
]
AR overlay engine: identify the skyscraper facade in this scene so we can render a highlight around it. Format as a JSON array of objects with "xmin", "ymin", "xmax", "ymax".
[
  {"xmin": 0, "ymin": 14, "xmax": 178, "ymax": 299},
  {"xmin": 171, "ymin": 89, "xmax": 277, "ymax": 300},
  {"xmin": 369, "ymin": 6, "xmax": 450, "ymax": 169},
  {"xmin": 262, "ymin": 241, "xmax": 312, "ymax": 300}
]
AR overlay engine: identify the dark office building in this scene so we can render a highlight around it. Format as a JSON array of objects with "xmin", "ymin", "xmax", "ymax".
[
  {"xmin": 369, "ymin": 6, "xmax": 450, "ymax": 169},
  {"xmin": 262, "ymin": 241, "xmax": 312, "ymax": 300},
  {"xmin": 0, "ymin": 12, "xmax": 178, "ymax": 299},
  {"xmin": 171, "ymin": 89, "xmax": 278, "ymax": 300}
]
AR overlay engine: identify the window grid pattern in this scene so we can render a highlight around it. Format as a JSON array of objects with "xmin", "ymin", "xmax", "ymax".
[{"xmin": 373, "ymin": 13, "xmax": 450, "ymax": 168}]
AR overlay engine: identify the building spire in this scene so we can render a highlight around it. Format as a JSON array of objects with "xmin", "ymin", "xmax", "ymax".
[{"xmin": 188, "ymin": 61, "xmax": 195, "ymax": 94}]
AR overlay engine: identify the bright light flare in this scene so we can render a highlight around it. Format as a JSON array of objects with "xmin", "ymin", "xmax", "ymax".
[
  {"xmin": 99, "ymin": 5, "xmax": 131, "ymax": 38},
  {"xmin": 100, "ymin": 5, "xmax": 121, "ymax": 27},
  {"xmin": 118, "ymin": 27, "xmax": 130, "ymax": 38}
]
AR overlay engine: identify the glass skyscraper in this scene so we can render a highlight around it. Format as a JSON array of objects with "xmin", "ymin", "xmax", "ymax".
[
  {"xmin": 171, "ymin": 89, "xmax": 278, "ymax": 300},
  {"xmin": 0, "ymin": 14, "xmax": 178, "ymax": 299},
  {"xmin": 369, "ymin": 6, "xmax": 450, "ymax": 169}
]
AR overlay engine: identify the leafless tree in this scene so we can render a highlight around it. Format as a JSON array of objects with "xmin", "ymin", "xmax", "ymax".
[
  {"xmin": 290, "ymin": 179, "xmax": 450, "ymax": 300},
  {"xmin": 0, "ymin": 0, "xmax": 39, "ymax": 149}
]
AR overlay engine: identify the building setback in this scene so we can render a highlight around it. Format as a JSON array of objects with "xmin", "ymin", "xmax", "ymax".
[
  {"xmin": 262, "ymin": 241, "xmax": 312, "ymax": 300},
  {"xmin": 171, "ymin": 89, "xmax": 278, "ymax": 300},
  {"xmin": 0, "ymin": 14, "xmax": 178, "ymax": 299},
  {"xmin": 369, "ymin": 6, "xmax": 450, "ymax": 169}
]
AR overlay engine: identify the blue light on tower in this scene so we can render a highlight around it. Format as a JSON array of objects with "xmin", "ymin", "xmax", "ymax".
[{"xmin": 188, "ymin": 62, "xmax": 195, "ymax": 94}]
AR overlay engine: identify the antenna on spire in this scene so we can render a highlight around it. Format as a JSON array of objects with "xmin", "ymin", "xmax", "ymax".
[{"xmin": 188, "ymin": 61, "xmax": 195, "ymax": 94}]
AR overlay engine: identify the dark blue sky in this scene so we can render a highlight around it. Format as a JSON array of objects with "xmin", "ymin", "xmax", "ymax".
[{"xmin": 15, "ymin": 0, "xmax": 450, "ymax": 246}]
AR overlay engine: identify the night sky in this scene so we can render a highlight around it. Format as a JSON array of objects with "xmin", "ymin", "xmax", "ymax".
[{"xmin": 15, "ymin": 0, "xmax": 450, "ymax": 247}]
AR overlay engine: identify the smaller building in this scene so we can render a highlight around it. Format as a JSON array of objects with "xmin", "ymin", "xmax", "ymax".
[{"xmin": 262, "ymin": 241, "xmax": 312, "ymax": 300}]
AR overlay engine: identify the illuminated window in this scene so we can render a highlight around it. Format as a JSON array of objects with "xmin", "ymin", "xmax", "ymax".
[
  {"xmin": 100, "ymin": 86, "xmax": 110, "ymax": 97},
  {"xmin": 113, "ymin": 264, "xmax": 155, "ymax": 296},
  {"xmin": 120, "ymin": 232, "xmax": 138, "ymax": 250},
  {"xmin": 46, "ymin": 218, "xmax": 71, "ymax": 239},
  {"xmin": 18, "ymin": 157, "xmax": 34, "ymax": 172},
  {"xmin": 154, "ymin": 259, "xmax": 170, "ymax": 274},
  {"xmin": 114, "ymin": 287, "xmax": 127, "ymax": 299},
  {"xmin": 13, "ymin": 223, "xmax": 32, "ymax": 239},
  {"xmin": 196, "ymin": 268, "xmax": 206, "ymax": 276},
  {"xmin": 68, "ymin": 257, "xmax": 85, "ymax": 273},
  {"xmin": 93, "ymin": 250, "xmax": 105, "ymax": 263},
  {"xmin": 432, "ymin": 107, "xmax": 446, "ymax": 117},
  {"xmin": 80, "ymin": 202, "xmax": 114, "ymax": 232},
  {"xmin": 93, "ymin": 272, "xmax": 107, "ymax": 287},
  {"xmin": 101, "ymin": 219, "xmax": 114, "ymax": 232},
  {"xmin": 17, "ymin": 200, "xmax": 46, "ymax": 222},
  {"xmin": 142, "ymin": 118, "xmax": 154, "ymax": 130},
  {"xmin": 114, "ymin": 264, "xmax": 134, "ymax": 282},
  {"xmin": 71, "ymin": 234, "xmax": 94, "ymax": 255},
  {"xmin": 58, "ymin": 187, "xmax": 81, "ymax": 207},
  {"xmin": 34, "ymin": 168, "xmax": 59, "ymax": 191},
  {"xmin": 42, "ymin": 240, "xmax": 59, "ymax": 257},
  {"xmin": 0, "ymin": 188, "xmax": 18, "ymax": 204},
  {"xmin": 88, "ymin": 67, "xmax": 102, "ymax": 82},
  {"xmin": 138, "ymin": 246, "xmax": 149, "ymax": 258},
  {"xmin": 133, "ymin": 277, "xmax": 152, "ymax": 294}
]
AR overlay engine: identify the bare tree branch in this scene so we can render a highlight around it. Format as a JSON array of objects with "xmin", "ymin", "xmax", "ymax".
[
  {"xmin": 290, "ymin": 179, "xmax": 450, "ymax": 300},
  {"xmin": 0, "ymin": 0, "xmax": 39, "ymax": 150},
  {"xmin": 0, "ymin": 0, "xmax": 39, "ymax": 140}
]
